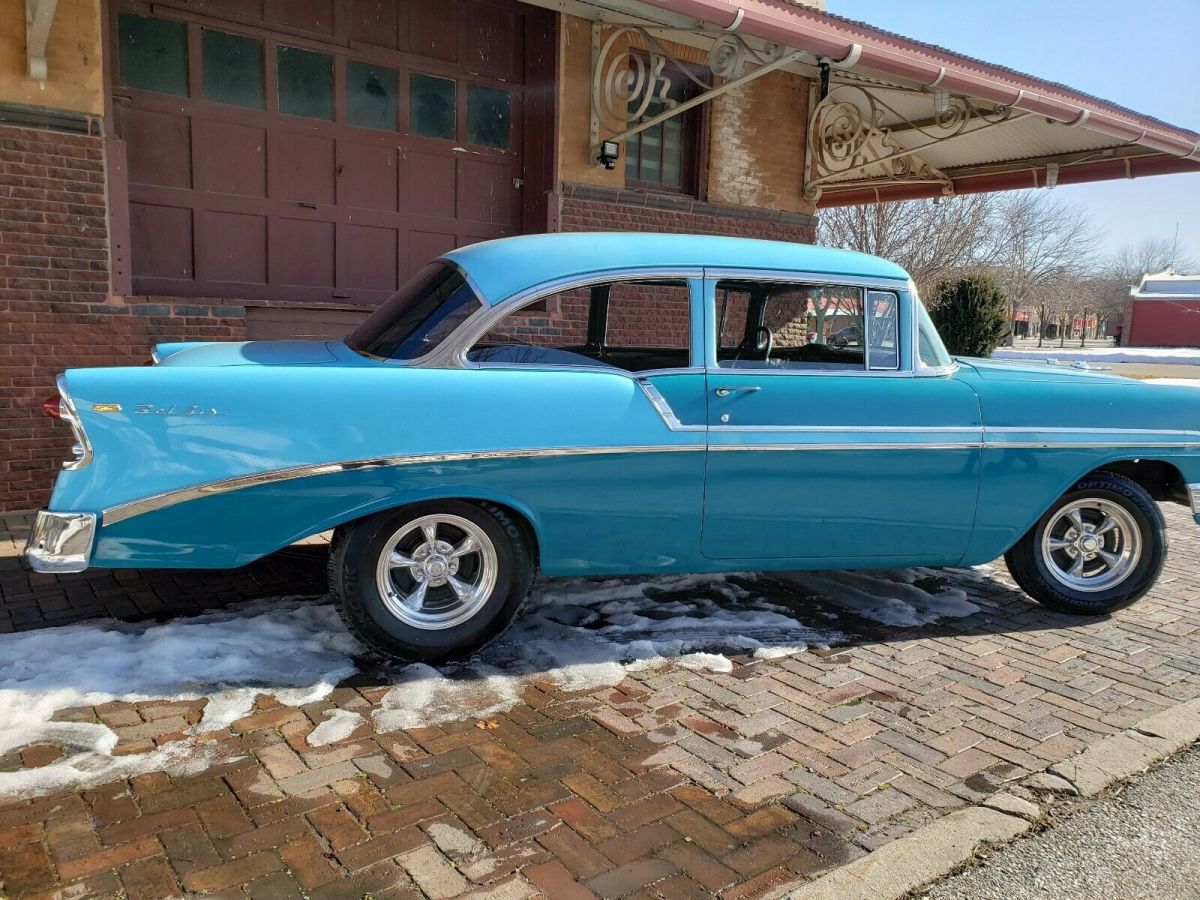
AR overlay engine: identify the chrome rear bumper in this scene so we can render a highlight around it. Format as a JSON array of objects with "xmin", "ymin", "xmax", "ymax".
[{"xmin": 23, "ymin": 510, "xmax": 96, "ymax": 573}]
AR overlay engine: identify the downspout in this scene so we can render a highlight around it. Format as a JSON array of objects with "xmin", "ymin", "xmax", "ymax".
[{"xmin": 647, "ymin": 0, "xmax": 1200, "ymax": 161}]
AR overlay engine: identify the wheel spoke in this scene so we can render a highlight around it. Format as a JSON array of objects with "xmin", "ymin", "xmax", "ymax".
[
  {"xmin": 404, "ymin": 580, "xmax": 428, "ymax": 610},
  {"xmin": 1047, "ymin": 537, "xmax": 1074, "ymax": 551},
  {"xmin": 421, "ymin": 522, "xmax": 438, "ymax": 547},
  {"xmin": 1096, "ymin": 549, "xmax": 1120, "ymax": 568},
  {"xmin": 1096, "ymin": 515, "xmax": 1118, "ymax": 536},
  {"xmin": 446, "ymin": 575, "xmax": 474, "ymax": 602},
  {"xmin": 1068, "ymin": 554, "xmax": 1086, "ymax": 576},
  {"xmin": 450, "ymin": 536, "xmax": 478, "ymax": 559},
  {"xmin": 1068, "ymin": 508, "xmax": 1086, "ymax": 530},
  {"xmin": 389, "ymin": 550, "xmax": 416, "ymax": 569}
]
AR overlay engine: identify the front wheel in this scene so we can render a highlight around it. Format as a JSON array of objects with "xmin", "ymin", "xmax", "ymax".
[
  {"xmin": 1004, "ymin": 472, "xmax": 1167, "ymax": 616},
  {"xmin": 329, "ymin": 501, "xmax": 533, "ymax": 663}
]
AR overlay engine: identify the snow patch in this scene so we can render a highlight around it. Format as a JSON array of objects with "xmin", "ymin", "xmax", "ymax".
[
  {"xmin": 307, "ymin": 709, "xmax": 365, "ymax": 746},
  {"xmin": 992, "ymin": 347, "xmax": 1200, "ymax": 365},
  {"xmin": 1146, "ymin": 378, "xmax": 1200, "ymax": 387},
  {"xmin": 0, "ymin": 600, "xmax": 360, "ymax": 797}
]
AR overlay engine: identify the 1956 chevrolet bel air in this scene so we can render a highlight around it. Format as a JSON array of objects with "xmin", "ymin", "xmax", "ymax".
[{"xmin": 25, "ymin": 234, "xmax": 1200, "ymax": 661}]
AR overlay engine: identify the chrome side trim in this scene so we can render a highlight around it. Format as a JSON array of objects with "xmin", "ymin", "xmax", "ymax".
[
  {"xmin": 23, "ymin": 511, "xmax": 96, "ymax": 573},
  {"xmin": 709, "ymin": 442, "xmax": 979, "ymax": 452},
  {"xmin": 101, "ymin": 445, "xmax": 705, "ymax": 526},
  {"xmin": 710, "ymin": 424, "xmax": 982, "ymax": 434},
  {"xmin": 636, "ymin": 379, "xmax": 706, "ymax": 432},
  {"xmin": 709, "ymin": 439, "xmax": 1200, "ymax": 452},
  {"xmin": 986, "ymin": 441, "xmax": 1200, "ymax": 450},
  {"xmin": 57, "ymin": 375, "xmax": 93, "ymax": 471}
]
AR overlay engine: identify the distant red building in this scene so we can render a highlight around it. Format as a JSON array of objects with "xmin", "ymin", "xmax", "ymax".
[{"xmin": 1123, "ymin": 269, "xmax": 1200, "ymax": 347}]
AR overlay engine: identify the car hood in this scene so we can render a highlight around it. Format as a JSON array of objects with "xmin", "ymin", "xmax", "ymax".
[
  {"xmin": 956, "ymin": 356, "xmax": 1131, "ymax": 384},
  {"xmin": 155, "ymin": 341, "xmax": 352, "ymax": 367}
]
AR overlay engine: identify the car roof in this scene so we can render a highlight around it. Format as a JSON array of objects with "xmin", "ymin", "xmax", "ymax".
[{"xmin": 442, "ymin": 232, "xmax": 911, "ymax": 305}]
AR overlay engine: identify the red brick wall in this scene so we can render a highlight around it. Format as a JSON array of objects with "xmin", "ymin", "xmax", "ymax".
[
  {"xmin": 0, "ymin": 123, "xmax": 248, "ymax": 512},
  {"xmin": 560, "ymin": 183, "xmax": 817, "ymax": 243}
]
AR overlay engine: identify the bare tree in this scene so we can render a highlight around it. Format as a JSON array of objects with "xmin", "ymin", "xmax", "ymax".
[
  {"xmin": 988, "ymin": 192, "xmax": 1100, "ymax": 345},
  {"xmin": 1106, "ymin": 235, "xmax": 1197, "ymax": 285},
  {"xmin": 818, "ymin": 194, "xmax": 997, "ymax": 293}
]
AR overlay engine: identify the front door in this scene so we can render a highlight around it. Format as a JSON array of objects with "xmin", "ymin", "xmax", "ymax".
[{"xmin": 700, "ymin": 276, "xmax": 981, "ymax": 564}]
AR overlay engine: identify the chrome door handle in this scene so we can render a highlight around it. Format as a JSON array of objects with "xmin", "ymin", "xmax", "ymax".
[{"xmin": 714, "ymin": 386, "xmax": 761, "ymax": 397}]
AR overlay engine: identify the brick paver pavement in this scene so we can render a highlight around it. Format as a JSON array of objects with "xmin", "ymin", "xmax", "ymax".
[{"xmin": 2, "ymin": 506, "xmax": 1199, "ymax": 899}]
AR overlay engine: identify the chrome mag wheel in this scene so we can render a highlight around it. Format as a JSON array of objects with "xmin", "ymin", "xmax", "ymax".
[
  {"xmin": 374, "ymin": 514, "xmax": 499, "ymax": 629},
  {"xmin": 1039, "ymin": 499, "xmax": 1141, "ymax": 593}
]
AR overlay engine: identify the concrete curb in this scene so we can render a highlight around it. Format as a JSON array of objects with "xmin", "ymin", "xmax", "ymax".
[{"xmin": 778, "ymin": 697, "xmax": 1200, "ymax": 900}]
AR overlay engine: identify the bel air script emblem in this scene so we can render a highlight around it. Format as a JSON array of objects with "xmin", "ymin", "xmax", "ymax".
[{"xmin": 134, "ymin": 404, "xmax": 221, "ymax": 416}]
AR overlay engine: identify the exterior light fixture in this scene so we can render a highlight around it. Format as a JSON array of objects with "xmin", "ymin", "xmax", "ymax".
[
  {"xmin": 1045, "ymin": 162, "xmax": 1059, "ymax": 189},
  {"xmin": 933, "ymin": 87, "xmax": 950, "ymax": 114},
  {"xmin": 597, "ymin": 140, "xmax": 621, "ymax": 170}
]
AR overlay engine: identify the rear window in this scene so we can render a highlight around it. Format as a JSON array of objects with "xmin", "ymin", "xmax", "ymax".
[{"xmin": 347, "ymin": 263, "xmax": 481, "ymax": 360}]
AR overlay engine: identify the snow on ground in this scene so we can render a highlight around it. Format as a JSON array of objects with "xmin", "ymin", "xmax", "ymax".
[
  {"xmin": 1145, "ymin": 378, "xmax": 1200, "ymax": 387},
  {"xmin": 0, "ymin": 568, "xmax": 989, "ymax": 797},
  {"xmin": 0, "ymin": 599, "xmax": 360, "ymax": 797},
  {"xmin": 991, "ymin": 347, "xmax": 1200, "ymax": 365}
]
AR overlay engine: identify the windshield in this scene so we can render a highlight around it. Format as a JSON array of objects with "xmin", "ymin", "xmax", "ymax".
[{"xmin": 347, "ymin": 263, "xmax": 482, "ymax": 360}]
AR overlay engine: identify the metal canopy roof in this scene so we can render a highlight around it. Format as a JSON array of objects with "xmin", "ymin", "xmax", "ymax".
[{"xmin": 552, "ymin": 0, "xmax": 1200, "ymax": 206}]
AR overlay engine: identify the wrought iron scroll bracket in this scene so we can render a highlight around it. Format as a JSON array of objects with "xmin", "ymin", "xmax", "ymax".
[
  {"xmin": 589, "ymin": 23, "xmax": 804, "ymax": 165},
  {"xmin": 803, "ymin": 82, "xmax": 1028, "ymax": 202}
]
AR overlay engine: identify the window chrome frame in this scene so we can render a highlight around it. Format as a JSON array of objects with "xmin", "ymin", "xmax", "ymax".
[
  {"xmin": 429, "ymin": 267, "xmax": 706, "ymax": 372},
  {"xmin": 701, "ymin": 268, "xmax": 922, "ymax": 378}
]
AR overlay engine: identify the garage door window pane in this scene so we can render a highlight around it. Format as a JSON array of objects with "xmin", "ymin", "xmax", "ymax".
[
  {"xmin": 347, "ymin": 61, "xmax": 397, "ymax": 130},
  {"xmin": 467, "ymin": 84, "xmax": 510, "ymax": 150},
  {"xmin": 278, "ymin": 46, "xmax": 333, "ymax": 120},
  {"xmin": 118, "ymin": 14, "xmax": 188, "ymax": 95},
  {"xmin": 410, "ymin": 74, "xmax": 456, "ymax": 140},
  {"xmin": 202, "ymin": 29, "xmax": 264, "ymax": 109}
]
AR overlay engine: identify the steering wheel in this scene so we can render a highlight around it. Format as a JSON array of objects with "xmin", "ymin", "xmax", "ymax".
[{"xmin": 752, "ymin": 326, "xmax": 773, "ymax": 361}]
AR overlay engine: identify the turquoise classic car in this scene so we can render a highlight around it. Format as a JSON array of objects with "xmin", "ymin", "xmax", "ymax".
[{"xmin": 26, "ymin": 234, "xmax": 1200, "ymax": 661}]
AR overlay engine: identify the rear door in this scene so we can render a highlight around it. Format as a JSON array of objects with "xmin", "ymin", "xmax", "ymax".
[{"xmin": 700, "ymin": 274, "xmax": 982, "ymax": 564}]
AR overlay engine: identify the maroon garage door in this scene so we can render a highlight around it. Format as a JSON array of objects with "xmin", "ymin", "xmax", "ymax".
[{"xmin": 109, "ymin": 0, "xmax": 550, "ymax": 305}]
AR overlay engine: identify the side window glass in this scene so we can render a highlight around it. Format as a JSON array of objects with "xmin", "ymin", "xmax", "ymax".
[
  {"xmin": 867, "ymin": 291, "xmax": 900, "ymax": 370},
  {"xmin": 715, "ymin": 280, "xmax": 865, "ymax": 370},
  {"xmin": 468, "ymin": 280, "xmax": 691, "ymax": 372}
]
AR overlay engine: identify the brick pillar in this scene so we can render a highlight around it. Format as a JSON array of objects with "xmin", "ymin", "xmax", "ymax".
[{"xmin": 0, "ymin": 122, "xmax": 248, "ymax": 512}]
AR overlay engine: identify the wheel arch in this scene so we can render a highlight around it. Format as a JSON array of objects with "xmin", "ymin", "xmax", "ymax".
[
  {"xmin": 1090, "ymin": 458, "xmax": 1188, "ymax": 505},
  {"xmin": 322, "ymin": 491, "xmax": 543, "ymax": 569}
]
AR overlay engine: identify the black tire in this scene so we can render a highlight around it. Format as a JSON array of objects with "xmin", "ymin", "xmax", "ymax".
[
  {"xmin": 1004, "ymin": 472, "xmax": 1167, "ymax": 616},
  {"xmin": 329, "ymin": 500, "xmax": 533, "ymax": 663}
]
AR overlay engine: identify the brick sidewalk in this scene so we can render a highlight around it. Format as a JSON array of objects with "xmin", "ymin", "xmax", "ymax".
[{"xmin": 1, "ymin": 506, "xmax": 1199, "ymax": 899}]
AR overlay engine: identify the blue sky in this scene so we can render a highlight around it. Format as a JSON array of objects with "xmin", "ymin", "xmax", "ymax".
[{"xmin": 827, "ymin": 0, "xmax": 1200, "ymax": 262}]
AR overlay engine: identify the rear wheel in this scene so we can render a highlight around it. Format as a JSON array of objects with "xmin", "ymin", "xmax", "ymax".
[
  {"xmin": 330, "ymin": 501, "xmax": 533, "ymax": 663},
  {"xmin": 1004, "ymin": 472, "xmax": 1166, "ymax": 615}
]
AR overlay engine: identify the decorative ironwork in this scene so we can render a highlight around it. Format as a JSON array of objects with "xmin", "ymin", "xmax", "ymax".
[
  {"xmin": 592, "ymin": 26, "xmax": 788, "ymax": 134},
  {"xmin": 805, "ymin": 83, "xmax": 1021, "ymax": 200}
]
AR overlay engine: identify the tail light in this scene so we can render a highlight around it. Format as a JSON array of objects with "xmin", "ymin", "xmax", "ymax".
[{"xmin": 45, "ymin": 378, "xmax": 93, "ymax": 471}]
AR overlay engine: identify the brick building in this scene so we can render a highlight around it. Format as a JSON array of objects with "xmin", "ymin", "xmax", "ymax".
[{"xmin": 2, "ymin": 0, "xmax": 1199, "ymax": 511}]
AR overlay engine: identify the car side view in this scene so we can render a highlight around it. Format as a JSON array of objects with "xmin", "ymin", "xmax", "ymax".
[{"xmin": 25, "ymin": 233, "xmax": 1200, "ymax": 662}]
